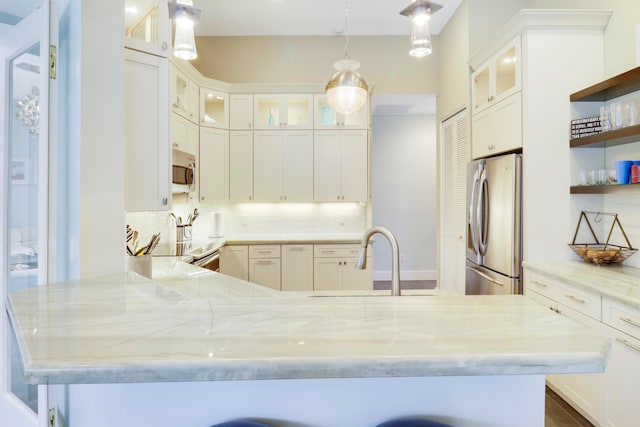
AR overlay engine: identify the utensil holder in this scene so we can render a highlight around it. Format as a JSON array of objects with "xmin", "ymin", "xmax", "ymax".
[
  {"xmin": 176, "ymin": 224, "xmax": 192, "ymax": 242},
  {"xmin": 127, "ymin": 254, "xmax": 152, "ymax": 278}
]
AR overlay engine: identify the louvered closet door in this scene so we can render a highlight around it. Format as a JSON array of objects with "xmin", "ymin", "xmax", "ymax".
[{"xmin": 439, "ymin": 109, "xmax": 469, "ymax": 294}]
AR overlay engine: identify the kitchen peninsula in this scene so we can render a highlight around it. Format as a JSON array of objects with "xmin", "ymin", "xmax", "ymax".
[{"xmin": 7, "ymin": 259, "xmax": 608, "ymax": 427}]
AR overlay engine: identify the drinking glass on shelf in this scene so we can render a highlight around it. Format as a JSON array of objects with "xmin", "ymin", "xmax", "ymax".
[
  {"xmin": 610, "ymin": 101, "xmax": 623, "ymax": 129},
  {"xmin": 599, "ymin": 105, "xmax": 610, "ymax": 131}
]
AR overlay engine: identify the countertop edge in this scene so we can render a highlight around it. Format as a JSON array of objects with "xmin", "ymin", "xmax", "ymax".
[{"xmin": 523, "ymin": 260, "xmax": 640, "ymax": 310}]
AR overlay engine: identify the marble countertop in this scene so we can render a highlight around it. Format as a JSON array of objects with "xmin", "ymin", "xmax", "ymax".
[
  {"xmin": 6, "ymin": 258, "xmax": 609, "ymax": 385},
  {"xmin": 220, "ymin": 232, "xmax": 365, "ymax": 245},
  {"xmin": 523, "ymin": 260, "xmax": 640, "ymax": 310}
]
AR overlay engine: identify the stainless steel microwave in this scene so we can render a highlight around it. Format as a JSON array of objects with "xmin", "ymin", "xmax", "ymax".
[{"xmin": 172, "ymin": 152, "xmax": 196, "ymax": 193}]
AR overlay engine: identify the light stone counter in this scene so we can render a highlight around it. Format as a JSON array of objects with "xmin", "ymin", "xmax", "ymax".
[
  {"xmin": 220, "ymin": 232, "xmax": 365, "ymax": 245},
  {"xmin": 7, "ymin": 258, "xmax": 609, "ymax": 387},
  {"xmin": 523, "ymin": 260, "xmax": 640, "ymax": 310}
]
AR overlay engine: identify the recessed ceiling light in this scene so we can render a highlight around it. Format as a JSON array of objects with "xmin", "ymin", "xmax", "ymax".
[{"xmin": 125, "ymin": 6, "xmax": 139, "ymax": 15}]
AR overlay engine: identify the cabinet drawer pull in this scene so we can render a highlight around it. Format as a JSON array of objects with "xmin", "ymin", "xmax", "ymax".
[
  {"xmin": 565, "ymin": 294, "xmax": 585, "ymax": 305},
  {"xmin": 255, "ymin": 260, "xmax": 274, "ymax": 265},
  {"xmin": 257, "ymin": 250, "xmax": 272, "ymax": 254},
  {"xmin": 620, "ymin": 317, "xmax": 640, "ymax": 330},
  {"xmin": 616, "ymin": 338, "xmax": 640, "ymax": 354},
  {"xmin": 288, "ymin": 247, "xmax": 306, "ymax": 252},
  {"xmin": 322, "ymin": 250, "xmax": 336, "ymax": 254},
  {"xmin": 531, "ymin": 280, "xmax": 547, "ymax": 288}
]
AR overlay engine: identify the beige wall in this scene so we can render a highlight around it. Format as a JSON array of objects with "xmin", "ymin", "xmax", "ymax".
[
  {"xmin": 436, "ymin": 0, "xmax": 469, "ymax": 121},
  {"xmin": 468, "ymin": 0, "xmax": 527, "ymax": 56},
  {"xmin": 191, "ymin": 35, "xmax": 440, "ymax": 94}
]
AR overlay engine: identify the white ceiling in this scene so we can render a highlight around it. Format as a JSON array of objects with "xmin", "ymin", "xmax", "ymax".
[{"xmin": 192, "ymin": 0, "xmax": 463, "ymax": 37}]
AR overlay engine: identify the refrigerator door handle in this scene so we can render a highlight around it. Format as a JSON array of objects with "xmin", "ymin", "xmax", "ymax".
[
  {"xmin": 477, "ymin": 169, "xmax": 489, "ymax": 256},
  {"xmin": 469, "ymin": 169, "xmax": 481, "ymax": 255},
  {"xmin": 467, "ymin": 266, "xmax": 504, "ymax": 287}
]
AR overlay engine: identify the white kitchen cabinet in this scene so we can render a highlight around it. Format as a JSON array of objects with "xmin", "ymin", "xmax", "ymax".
[
  {"xmin": 171, "ymin": 65, "xmax": 199, "ymax": 123},
  {"xmin": 471, "ymin": 91, "xmax": 522, "ymax": 159},
  {"xmin": 313, "ymin": 244, "xmax": 372, "ymax": 291},
  {"xmin": 124, "ymin": 48, "xmax": 170, "ymax": 212},
  {"xmin": 524, "ymin": 266, "xmax": 640, "ymax": 426},
  {"xmin": 281, "ymin": 245, "xmax": 313, "ymax": 292},
  {"xmin": 249, "ymin": 245, "xmax": 281, "ymax": 291},
  {"xmin": 229, "ymin": 131, "xmax": 254, "ymax": 202},
  {"xmin": 230, "ymin": 94, "xmax": 253, "ymax": 130},
  {"xmin": 314, "ymin": 129, "xmax": 368, "ymax": 202},
  {"xmin": 200, "ymin": 87, "xmax": 229, "ymax": 129},
  {"xmin": 199, "ymin": 127, "xmax": 228, "ymax": 203},
  {"xmin": 313, "ymin": 94, "xmax": 369, "ymax": 129},
  {"xmin": 124, "ymin": 0, "xmax": 170, "ymax": 58},
  {"xmin": 253, "ymin": 94, "xmax": 313, "ymax": 130},
  {"xmin": 253, "ymin": 130, "xmax": 313, "ymax": 202},
  {"xmin": 171, "ymin": 113, "xmax": 197, "ymax": 155},
  {"xmin": 601, "ymin": 297, "xmax": 640, "ymax": 427},
  {"xmin": 220, "ymin": 245, "xmax": 248, "ymax": 280},
  {"xmin": 526, "ymin": 278, "xmax": 604, "ymax": 425},
  {"xmin": 471, "ymin": 37, "xmax": 521, "ymax": 114}
]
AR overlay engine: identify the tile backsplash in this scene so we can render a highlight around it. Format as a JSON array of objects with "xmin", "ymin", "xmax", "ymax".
[{"xmin": 126, "ymin": 201, "xmax": 368, "ymax": 244}]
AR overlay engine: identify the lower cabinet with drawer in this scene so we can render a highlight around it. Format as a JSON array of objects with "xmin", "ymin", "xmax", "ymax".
[
  {"xmin": 525, "ymin": 268, "xmax": 640, "ymax": 426},
  {"xmin": 248, "ymin": 245, "xmax": 281, "ymax": 290},
  {"xmin": 525, "ymin": 270, "xmax": 604, "ymax": 425},
  {"xmin": 313, "ymin": 244, "xmax": 372, "ymax": 291},
  {"xmin": 220, "ymin": 243, "xmax": 373, "ymax": 292},
  {"xmin": 601, "ymin": 297, "xmax": 640, "ymax": 427}
]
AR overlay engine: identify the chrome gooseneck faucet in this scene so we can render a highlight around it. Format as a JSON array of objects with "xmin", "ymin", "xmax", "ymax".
[{"xmin": 356, "ymin": 226, "xmax": 401, "ymax": 296}]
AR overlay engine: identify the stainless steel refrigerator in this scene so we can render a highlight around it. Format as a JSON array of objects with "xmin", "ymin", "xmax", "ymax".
[{"xmin": 465, "ymin": 153, "xmax": 522, "ymax": 295}]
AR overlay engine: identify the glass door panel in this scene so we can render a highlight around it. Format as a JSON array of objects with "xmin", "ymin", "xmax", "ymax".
[
  {"xmin": 7, "ymin": 39, "xmax": 42, "ymax": 417},
  {"xmin": 496, "ymin": 46, "xmax": 517, "ymax": 97},
  {"xmin": 1, "ymin": 2, "xmax": 47, "ymax": 423},
  {"xmin": 125, "ymin": 0, "xmax": 170, "ymax": 57}
]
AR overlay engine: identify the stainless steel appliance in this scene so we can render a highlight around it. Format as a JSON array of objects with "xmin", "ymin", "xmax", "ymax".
[
  {"xmin": 466, "ymin": 153, "xmax": 522, "ymax": 295},
  {"xmin": 172, "ymin": 150, "xmax": 196, "ymax": 193}
]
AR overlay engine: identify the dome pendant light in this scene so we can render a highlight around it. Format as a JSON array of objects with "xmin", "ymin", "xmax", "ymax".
[
  {"xmin": 400, "ymin": 0, "xmax": 442, "ymax": 58},
  {"xmin": 325, "ymin": 0, "xmax": 369, "ymax": 115}
]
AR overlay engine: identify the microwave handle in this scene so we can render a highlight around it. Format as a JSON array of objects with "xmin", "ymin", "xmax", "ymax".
[{"xmin": 187, "ymin": 161, "xmax": 196, "ymax": 192}]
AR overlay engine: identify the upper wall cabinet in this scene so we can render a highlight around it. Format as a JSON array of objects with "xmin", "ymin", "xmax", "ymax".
[
  {"xmin": 200, "ymin": 87, "xmax": 229, "ymax": 129},
  {"xmin": 230, "ymin": 94, "xmax": 254, "ymax": 130},
  {"xmin": 124, "ymin": 0, "xmax": 170, "ymax": 58},
  {"xmin": 313, "ymin": 94, "xmax": 369, "ymax": 130},
  {"xmin": 253, "ymin": 94, "xmax": 313, "ymax": 130},
  {"xmin": 124, "ymin": 49, "xmax": 170, "ymax": 211},
  {"xmin": 171, "ymin": 65, "xmax": 199, "ymax": 123},
  {"xmin": 471, "ymin": 38, "xmax": 521, "ymax": 114}
]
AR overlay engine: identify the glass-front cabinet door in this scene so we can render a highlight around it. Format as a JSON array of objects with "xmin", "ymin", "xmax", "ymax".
[
  {"xmin": 314, "ymin": 94, "xmax": 369, "ymax": 129},
  {"xmin": 200, "ymin": 87, "xmax": 229, "ymax": 129},
  {"xmin": 124, "ymin": 0, "xmax": 170, "ymax": 57},
  {"xmin": 471, "ymin": 37, "xmax": 521, "ymax": 113},
  {"xmin": 1, "ymin": 1, "xmax": 49, "ymax": 426},
  {"xmin": 254, "ymin": 94, "xmax": 313, "ymax": 130},
  {"xmin": 495, "ymin": 45, "xmax": 519, "ymax": 100}
]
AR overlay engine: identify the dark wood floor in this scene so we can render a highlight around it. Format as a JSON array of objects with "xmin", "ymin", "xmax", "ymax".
[
  {"xmin": 545, "ymin": 387, "xmax": 594, "ymax": 427},
  {"xmin": 375, "ymin": 280, "xmax": 594, "ymax": 426}
]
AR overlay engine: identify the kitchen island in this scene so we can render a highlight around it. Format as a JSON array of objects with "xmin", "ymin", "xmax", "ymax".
[{"xmin": 7, "ymin": 258, "xmax": 609, "ymax": 427}]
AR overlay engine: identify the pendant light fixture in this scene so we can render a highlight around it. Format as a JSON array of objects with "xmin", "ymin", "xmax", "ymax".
[
  {"xmin": 325, "ymin": 0, "xmax": 369, "ymax": 115},
  {"xmin": 400, "ymin": 0, "xmax": 442, "ymax": 58},
  {"xmin": 168, "ymin": 0, "xmax": 201, "ymax": 60}
]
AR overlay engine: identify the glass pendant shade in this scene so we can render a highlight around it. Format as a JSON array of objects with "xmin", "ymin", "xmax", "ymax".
[
  {"xmin": 325, "ymin": 59, "xmax": 369, "ymax": 115},
  {"xmin": 168, "ymin": 0, "xmax": 201, "ymax": 61},
  {"xmin": 173, "ymin": 16, "xmax": 197, "ymax": 60},
  {"xmin": 409, "ymin": 9, "xmax": 432, "ymax": 57}
]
